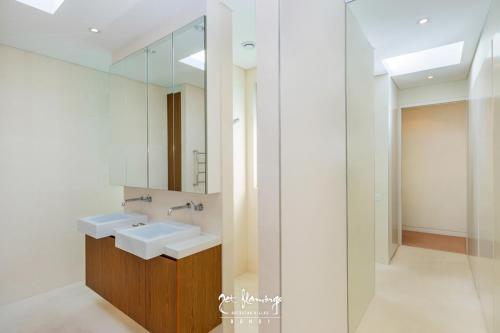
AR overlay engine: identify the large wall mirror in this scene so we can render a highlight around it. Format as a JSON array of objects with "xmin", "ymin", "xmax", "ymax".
[{"xmin": 109, "ymin": 16, "xmax": 207, "ymax": 194}]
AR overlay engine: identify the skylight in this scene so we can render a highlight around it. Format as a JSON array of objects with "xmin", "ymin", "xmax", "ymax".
[
  {"xmin": 179, "ymin": 50, "xmax": 205, "ymax": 71},
  {"xmin": 15, "ymin": 0, "xmax": 65, "ymax": 14},
  {"xmin": 382, "ymin": 41, "xmax": 464, "ymax": 77}
]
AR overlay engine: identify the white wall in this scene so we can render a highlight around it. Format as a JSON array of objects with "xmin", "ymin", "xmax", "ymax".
[
  {"xmin": 0, "ymin": 44, "xmax": 123, "ymax": 306},
  {"xmin": 399, "ymin": 80, "xmax": 468, "ymax": 108},
  {"xmin": 256, "ymin": 0, "xmax": 281, "ymax": 331},
  {"xmin": 402, "ymin": 102, "xmax": 468, "ymax": 237},
  {"xmin": 346, "ymin": 8, "xmax": 375, "ymax": 331},
  {"xmin": 279, "ymin": 0, "xmax": 348, "ymax": 332}
]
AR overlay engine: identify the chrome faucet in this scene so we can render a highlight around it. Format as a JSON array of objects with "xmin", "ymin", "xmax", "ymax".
[
  {"xmin": 167, "ymin": 201, "xmax": 204, "ymax": 215},
  {"xmin": 122, "ymin": 195, "xmax": 152, "ymax": 207}
]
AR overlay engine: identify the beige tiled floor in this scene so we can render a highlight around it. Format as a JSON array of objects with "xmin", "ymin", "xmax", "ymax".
[
  {"xmin": 234, "ymin": 272, "xmax": 259, "ymax": 333},
  {"xmin": 1, "ymin": 247, "xmax": 483, "ymax": 333},
  {"xmin": 0, "ymin": 283, "xmax": 148, "ymax": 333},
  {"xmin": 0, "ymin": 276, "xmax": 255, "ymax": 333},
  {"xmin": 356, "ymin": 246, "xmax": 487, "ymax": 333}
]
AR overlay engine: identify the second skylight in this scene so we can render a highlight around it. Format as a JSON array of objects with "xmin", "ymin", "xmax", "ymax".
[{"xmin": 382, "ymin": 41, "xmax": 464, "ymax": 77}]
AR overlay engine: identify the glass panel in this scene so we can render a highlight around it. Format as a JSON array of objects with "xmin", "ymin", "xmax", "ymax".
[
  {"xmin": 172, "ymin": 17, "xmax": 206, "ymax": 193},
  {"xmin": 346, "ymin": 6, "xmax": 376, "ymax": 331},
  {"xmin": 147, "ymin": 34, "xmax": 174, "ymax": 190},
  {"xmin": 109, "ymin": 49, "xmax": 148, "ymax": 188}
]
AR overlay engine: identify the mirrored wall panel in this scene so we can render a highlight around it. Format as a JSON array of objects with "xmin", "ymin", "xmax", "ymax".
[
  {"xmin": 147, "ymin": 35, "xmax": 174, "ymax": 190},
  {"xmin": 172, "ymin": 17, "xmax": 206, "ymax": 193},
  {"xmin": 109, "ymin": 16, "xmax": 206, "ymax": 193},
  {"xmin": 109, "ymin": 49, "xmax": 148, "ymax": 188}
]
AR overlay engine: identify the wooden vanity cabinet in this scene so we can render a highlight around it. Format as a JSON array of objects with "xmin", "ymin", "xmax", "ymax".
[{"xmin": 85, "ymin": 235, "xmax": 222, "ymax": 333}]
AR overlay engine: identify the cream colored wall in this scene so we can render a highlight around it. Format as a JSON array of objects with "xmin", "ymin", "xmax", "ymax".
[
  {"xmin": 232, "ymin": 65, "xmax": 258, "ymax": 277},
  {"xmin": 389, "ymin": 79, "xmax": 401, "ymax": 256},
  {"xmin": 346, "ymin": 7, "xmax": 375, "ymax": 332},
  {"xmin": 147, "ymin": 83, "xmax": 169, "ymax": 190},
  {"xmin": 0, "ymin": 44, "xmax": 123, "ymax": 306},
  {"xmin": 124, "ymin": 187, "xmax": 221, "ymax": 234},
  {"xmin": 402, "ymin": 102, "xmax": 467, "ymax": 237},
  {"xmin": 374, "ymin": 75, "xmax": 390, "ymax": 264},
  {"xmin": 493, "ymin": 32, "xmax": 500, "ymax": 333},
  {"xmin": 374, "ymin": 74, "xmax": 400, "ymax": 265},
  {"xmin": 399, "ymin": 80, "xmax": 469, "ymax": 108},
  {"xmin": 233, "ymin": 66, "xmax": 248, "ymax": 276},
  {"xmin": 109, "ymin": 74, "xmax": 148, "ymax": 188},
  {"xmin": 245, "ymin": 68, "xmax": 258, "ymax": 273},
  {"xmin": 181, "ymin": 84, "xmax": 206, "ymax": 194}
]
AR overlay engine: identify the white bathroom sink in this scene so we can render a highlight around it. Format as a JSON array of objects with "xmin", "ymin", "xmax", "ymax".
[
  {"xmin": 77, "ymin": 213, "xmax": 148, "ymax": 239},
  {"xmin": 115, "ymin": 221, "xmax": 201, "ymax": 260}
]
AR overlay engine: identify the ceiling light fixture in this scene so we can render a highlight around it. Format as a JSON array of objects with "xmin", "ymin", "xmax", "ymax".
[
  {"xmin": 15, "ymin": 0, "xmax": 65, "ymax": 14},
  {"xmin": 179, "ymin": 50, "xmax": 205, "ymax": 71},
  {"xmin": 418, "ymin": 18, "xmax": 429, "ymax": 25},
  {"xmin": 89, "ymin": 27, "xmax": 100, "ymax": 33},
  {"xmin": 382, "ymin": 41, "xmax": 464, "ymax": 77},
  {"xmin": 427, "ymin": 75, "xmax": 434, "ymax": 79},
  {"xmin": 241, "ymin": 41, "xmax": 256, "ymax": 50}
]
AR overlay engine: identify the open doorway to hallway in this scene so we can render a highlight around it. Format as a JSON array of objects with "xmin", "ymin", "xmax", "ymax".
[
  {"xmin": 346, "ymin": 0, "xmax": 500, "ymax": 332},
  {"xmin": 401, "ymin": 101, "xmax": 468, "ymax": 254}
]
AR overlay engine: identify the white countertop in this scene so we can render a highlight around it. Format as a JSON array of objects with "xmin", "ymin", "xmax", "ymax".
[{"xmin": 162, "ymin": 233, "xmax": 221, "ymax": 259}]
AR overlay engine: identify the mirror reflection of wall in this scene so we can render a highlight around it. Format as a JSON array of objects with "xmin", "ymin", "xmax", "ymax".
[
  {"xmin": 174, "ymin": 17, "xmax": 206, "ymax": 194},
  {"xmin": 109, "ymin": 16, "xmax": 206, "ymax": 194},
  {"xmin": 109, "ymin": 49, "xmax": 148, "ymax": 188}
]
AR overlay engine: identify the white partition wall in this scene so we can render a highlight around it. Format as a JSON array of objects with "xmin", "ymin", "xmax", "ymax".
[{"xmin": 279, "ymin": 0, "xmax": 348, "ymax": 332}]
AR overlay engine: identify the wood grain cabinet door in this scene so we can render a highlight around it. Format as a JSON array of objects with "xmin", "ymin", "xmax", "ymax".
[
  {"xmin": 100, "ymin": 237, "xmax": 146, "ymax": 327},
  {"xmin": 146, "ymin": 256, "xmax": 177, "ymax": 333},
  {"xmin": 85, "ymin": 235, "xmax": 102, "ymax": 295}
]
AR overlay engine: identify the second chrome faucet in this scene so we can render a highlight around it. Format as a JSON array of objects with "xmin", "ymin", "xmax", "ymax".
[{"xmin": 168, "ymin": 201, "xmax": 204, "ymax": 215}]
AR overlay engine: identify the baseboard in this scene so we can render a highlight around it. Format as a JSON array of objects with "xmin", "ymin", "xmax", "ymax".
[{"xmin": 402, "ymin": 225, "xmax": 467, "ymax": 238}]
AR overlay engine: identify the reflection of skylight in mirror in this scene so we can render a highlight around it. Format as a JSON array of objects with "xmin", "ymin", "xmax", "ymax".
[
  {"xmin": 179, "ymin": 50, "xmax": 205, "ymax": 71},
  {"xmin": 382, "ymin": 41, "xmax": 464, "ymax": 76},
  {"xmin": 15, "ymin": 0, "xmax": 65, "ymax": 14}
]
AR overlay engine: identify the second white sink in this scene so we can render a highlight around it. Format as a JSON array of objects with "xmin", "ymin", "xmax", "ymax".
[
  {"xmin": 115, "ymin": 222, "xmax": 201, "ymax": 259},
  {"xmin": 77, "ymin": 213, "xmax": 148, "ymax": 239}
]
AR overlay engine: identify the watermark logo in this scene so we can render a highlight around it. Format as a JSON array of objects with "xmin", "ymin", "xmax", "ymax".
[{"xmin": 218, "ymin": 289, "xmax": 282, "ymax": 325}]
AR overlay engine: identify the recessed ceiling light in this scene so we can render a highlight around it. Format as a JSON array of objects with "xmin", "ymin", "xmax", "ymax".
[
  {"xmin": 427, "ymin": 75, "xmax": 434, "ymax": 79},
  {"xmin": 241, "ymin": 41, "xmax": 256, "ymax": 50},
  {"xmin": 418, "ymin": 18, "xmax": 429, "ymax": 25},
  {"xmin": 179, "ymin": 50, "xmax": 205, "ymax": 71},
  {"xmin": 15, "ymin": 0, "xmax": 65, "ymax": 14},
  {"xmin": 89, "ymin": 27, "xmax": 100, "ymax": 33},
  {"xmin": 382, "ymin": 41, "xmax": 464, "ymax": 77}
]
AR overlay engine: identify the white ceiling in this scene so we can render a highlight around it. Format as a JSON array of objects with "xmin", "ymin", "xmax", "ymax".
[
  {"xmin": 349, "ymin": 0, "xmax": 491, "ymax": 89},
  {"xmin": 0, "ymin": 0, "xmax": 206, "ymax": 72},
  {"xmin": 0, "ymin": 0, "xmax": 255, "ymax": 73}
]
